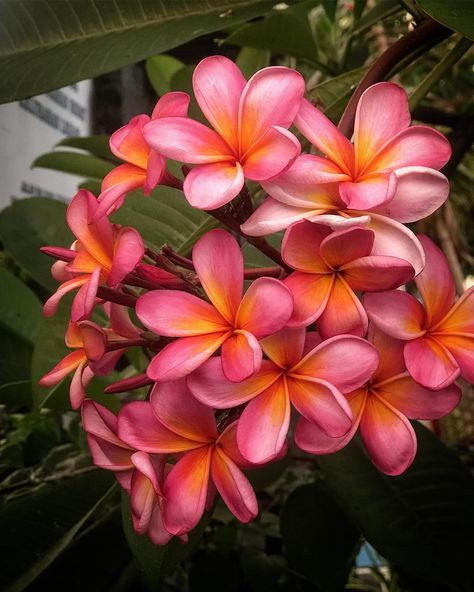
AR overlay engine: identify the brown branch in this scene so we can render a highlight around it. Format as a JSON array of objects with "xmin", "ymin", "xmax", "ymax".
[{"xmin": 96, "ymin": 287, "xmax": 137, "ymax": 308}]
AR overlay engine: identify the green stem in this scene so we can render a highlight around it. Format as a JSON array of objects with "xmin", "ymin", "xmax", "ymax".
[{"xmin": 409, "ymin": 36, "xmax": 473, "ymax": 110}]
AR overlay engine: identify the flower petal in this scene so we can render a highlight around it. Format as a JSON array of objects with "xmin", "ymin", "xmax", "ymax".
[
  {"xmin": 69, "ymin": 362, "xmax": 89, "ymax": 409},
  {"xmin": 292, "ymin": 334, "xmax": 379, "ymax": 393},
  {"xmin": 260, "ymin": 327, "xmax": 306, "ymax": 369},
  {"xmin": 241, "ymin": 198, "xmax": 323, "ymax": 236},
  {"xmin": 151, "ymin": 91, "xmax": 190, "ymax": 119},
  {"xmin": 360, "ymin": 393, "xmax": 417, "ymax": 476},
  {"xmin": 404, "ymin": 336, "xmax": 460, "ymax": 390},
  {"xmin": 110, "ymin": 114, "xmax": 150, "ymax": 168},
  {"xmin": 147, "ymin": 502, "xmax": 174, "ymax": 546},
  {"xmin": 71, "ymin": 267, "xmax": 101, "ymax": 322},
  {"xmin": 435, "ymin": 286, "xmax": 474, "ymax": 333},
  {"xmin": 131, "ymin": 451, "xmax": 165, "ymax": 496},
  {"xmin": 221, "ymin": 330, "xmax": 262, "ymax": 382},
  {"xmin": 108, "ymin": 227, "xmax": 144, "ymax": 287},
  {"xmin": 87, "ymin": 434, "xmax": 134, "ymax": 472},
  {"xmin": 282, "ymin": 220, "xmax": 332, "ymax": 273},
  {"xmin": 341, "ymin": 255, "xmax": 414, "ymax": 292},
  {"xmin": 364, "ymin": 290, "xmax": 425, "ymax": 340},
  {"xmin": 242, "ymin": 126, "xmax": 300, "ymax": 181},
  {"xmin": 184, "ymin": 161, "xmax": 244, "ymax": 210},
  {"xmin": 435, "ymin": 334, "xmax": 474, "ymax": 383},
  {"xmin": 163, "ymin": 446, "xmax": 213, "ymax": 535},
  {"xmin": 97, "ymin": 163, "xmax": 147, "ymax": 218},
  {"xmin": 317, "ymin": 276, "xmax": 368, "ymax": 338},
  {"xmin": 283, "ymin": 272, "xmax": 333, "ymax": 327},
  {"xmin": 237, "ymin": 377, "xmax": 290, "ymax": 463},
  {"xmin": 339, "ymin": 172, "xmax": 397, "ymax": 210},
  {"xmin": 211, "ymin": 447, "xmax": 258, "ymax": 522},
  {"xmin": 368, "ymin": 325, "xmax": 406, "ymax": 383},
  {"xmin": 39, "ymin": 350, "xmax": 85, "ymax": 386},
  {"xmin": 150, "ymin": 379, "xmax": 218, "ymax": 443},
  {"xmin": 320, "ymin": 226, "xmax": 375, "ymax": 268},
  {"xmin": 78, "ymin": 321, "xmax": 107, "ymax": 362},
  {"xmin": 235, "ymin": 277, "xmax": 293, "ymax": 338}
]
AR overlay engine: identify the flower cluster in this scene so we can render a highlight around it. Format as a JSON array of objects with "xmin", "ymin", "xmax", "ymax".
[{"xmin": 40, "ymin": 56, "xmax": 472, "ymax": 545}]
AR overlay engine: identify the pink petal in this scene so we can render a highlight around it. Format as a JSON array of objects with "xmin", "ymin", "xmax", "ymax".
[
  {"xmin": 69, "ymin": 361, "xmax": 89, "ymax": 409},
  {"xmin": 81, "ymin": 399, "xmax": 119, "ymax": 439},
  {"xmin": 283, "ymin": 272, "xmax": 333, "ymax": 328},
  {"xmin": 435, "ymin": 286, "xmax": 474, "ymax": 333},
  {"xmin": 295, "ymin": 99, "xmax": 354, "ymax": 174},
  {"xmin": 193, "ymin": 55, "xmax": 245, "ymax": 150},
  {"xmin": 188, "ymin": 358, "xmax": 280, "ymax": 408},
  {"xmin": 373, "ymin": 167, "xmax": 449, "ymax": 223},
  {"xmin": 239, "ymin": 66, "xmax": 305, "ymax": 155},
  {"xmin": 319, "ymin": 226, "xmax": 375, "ymax": 268},
  {"xmin": 143, "ymin": 117, "xmax": 233, "ymax": 164},
  {"xmin": 130, "ymin": 470, "xmax": 155, "ymax": 534},
  {"xmin": 147, "ymin": 502, "xmax": 174, "ymax": 546},
  {"xmin": 354, "ymin": 82, "xmax": 410, "ymax": 173},
  {"xmin": 150, "ymin": 379, "xmax": 218, "ymax": 443},
  {"xmin": 144, "ymin": 150, "xmax": 166, "ymax": 194},
  {"xmin": 376, "ymin": 374, "xmax": 461, "ymax": 420},
  {"xmin": 87, "ymin": 434, "xmax": 134, "ymax": 472},
  {"xmin": 339, "ymin": 172, "xmax": 397, "ymax": 210},
  {"xmin": 360, "ymin": 393, "xmax": 417, "ymax": 476},
  {"xmin": 146, "ymin": 331, "xmax": 230, "ymax": 381},
  {"xmin": 211, "ymin": 447, "xmax": 258, "ymax": 522},
  {"xmin": 237, "ymin": 377, "xmax": 290, "ymax": 463},
  {"xmin": 193, "ymin": 229, "xmax": 243, "ymax": 324},
  {"xmin": 110, "ymin": 114, "xmax": 150, "ymax": 168},
  {"xmin": 415, "ymin": 235, "xmax": 456, "ymax": 327},
  {"xmin": 282, "ymin": 220, "xmax": 332, "ymax": 273},
  {"xmin": 260, "ymin": 327, "xmax": 306, "ymax": 369},
  {"xmin": 221, "ymin": 330, "xmax": 262, "ymax": 382},
  {"xmin": 163, "ymin": 446, "xmax": 213, "ymax": 535},
  {"xmin": 108, "ymin": 227, "xmax": 144, "ymax": 287},
  {"xmin": 364, "ymin": 290, "xmax": 425, "ymax": 340},
  {"xmin": 404, "ymin": 336, "xmax": 460, "ymax": 390},
  {"xmin": 241, "ymin": 198, "xmax": 321, "ymax": 236},
  {"xmin": 131, "ymin": 451, "xmax": 165, "ymax": 495},
  {"xmin": 43, "ymin": 275, "xmax": 90, "ymax": 317},
  {"xmin": 242, "ymin": 126, "xmax": 300, "ymax": 181},
  {"xmin": 118, "ymin": 401, "xmax": 202, "ymax": 453},
  {"xmin": 292, "ymin": 334, "xmax": 379, "ymax": 393},
  {"xmin": 39, "ymin": 350, "xmax": 85, "ymax": 386},
  {"xmin": 184, "ymin": 161, "xmax": 244, "ymax": 210},
  {"xmin": 71, "ymin": 267, "xmax": 101, "ymax": 322},
  {"xmin": 217, "ymin": 420, "xmax": 255, "ymax": 468},
  {"xmin": 97, "ymin": 163, "xmax": 147, "ymax": 218},
  {"xmin": 235, "ymin": 277, "xmax": 293, "ymax": 338},
  {"xmin": 106, "ymin": 303, "xmax": 141, "ymax": 338},
  {"xmin": 317, "ymin": 276, "xmax": 368, "ymax": 338},
  {"xmin": 295, "ymin": 389, "xmax": 365, "ymax": 454},
  {"xmin": 78, "ymin": 321, "xmax": 107, "ymax": 361},
  {"xmin": 288, "ymin": 376, "xmax": 352, "ymax": 437},
  {"xmin": 136, "ymin": 289, "xmax": 227, "ymax": 337},
  {"xmin": 368, "ymin": 325, "xmax": 406, "ymax": 383},
  {"xmin": 152, "ymin": 91, "xmax": 190, "ymax": 119},
  {"xmin": 436, "ymin": 334, "xmax": 474, "ymax": 383},
  {"xmin": 340, "ymin": 255, "xmax": 414, "ymax": 292}
]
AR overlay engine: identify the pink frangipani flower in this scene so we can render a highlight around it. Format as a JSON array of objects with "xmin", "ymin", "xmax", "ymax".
[
  {"xmin": 136, "ymin": 229, "xmax": 293, "ymax": 382},
  {"xmin": 43, "ymin": 190, "xmax": 144, "ymax": 322},
  {"xmin": 188, "ymin": 327, "xmax": 379, "ymax": 464},
  {"xmin": 143, "ymin": 55, "xmax": 305, "ymax": 210},
  {"xmin": 118, "ymin": 380, "xmax": 258, "ymax": 536},
  {"xmin": 364, "ymin": 235, "xmax": 474, "ymax": 390},
  {"xmin": 296, "ymin": 326, "xmax": 461, "ymax": 475},
  {"xmin": 282, "ymin": 222, "xmax": 414, "ymax": 336},
  {"xmin": 96, "ymin": 92, "xmax": 189, "ymax": 218}
]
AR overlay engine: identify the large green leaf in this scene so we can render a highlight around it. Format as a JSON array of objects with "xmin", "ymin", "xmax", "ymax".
[
  {"xmin": 146, "ymin": 54, "xmax": 185, "ymax": 95},
  {"xmin": 319, "ymin": 424, "xmax": 474, "ymax": 589},
  {"xmin": 0, "ymin": 470, "xmax": 116, "ymax": 592},
  {"xmin": 56, "ymin": 136, "xmax": 118, "ymax": 163},
  {"xmin": 121, "ymin": 491, "xmax": 209, "ymax": 590},
  {"xmin": 281, "ymin": 482, "xmax": 360, "ymax": 591},
  {"xmin": 417, "ymin": 0, "xmax": 474, "ymax": 40},
  {"xmin": 0, "ymin": 0, "xmax": 287, "ymax": 104},
  {"xmin": 32, "ymin": 151, "xmax": 115, "ymax": 181},
  {"xmin": 0, "ymin": 329, "xmax": 33, "ymax": 406},
  {"xmin": 0, "ymin": 268, "xmax": 42, "ymax": 343},
  {"xmin": 0, "ymin": 198, "xmax": 72, "ymax": 291}
]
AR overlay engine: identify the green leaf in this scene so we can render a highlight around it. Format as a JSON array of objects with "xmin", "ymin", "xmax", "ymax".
[
  {"xmin": 146, "ymin": 54, "xmax": 185, "ymax": 95},
  {"xmin": 121, "ymin": 491, "xmax": 208, "ymax": 589},
  {"xmin": 32, "ymin": 151, "xmax": 115, "ymax": 181},
  {"xmin": 281, "ymin": 482, "xmax": 360, "ymax": 591},
  {"xmin": 0, "ymin": 471, "xmax": 116, "ymax": 592},
  {"xmin": 0, "ymin": 198, "xmax": 72, "ymax": 291},
  {"xmin": 226, "ymin": 1, "xmax": 320, "ymax": 62},
  {"xmin": 349, "ymin": 0, "xmax": 400, "ymax": 37},
  {"xmin": 0, "ymin": 0, "xmax": 283, "ymax": 104},
  {"xmin": 56, "ymin": 135, "xmax": 118, "ymax": 163},
  {"xmin": 308, "ymin": 66, "xmax": 368, "ymax": 109},
  {"xmin": 0, "ymin": 268, "xmax": 42, "ymax": 343},
  {"xmin": 319, "ymin": 424, "xmax": 474, "ymax": 589},
  {"xmin": 417, "ymin": 0, "xmax": 474, "ymax": 40},
  {"xmin": 0, "ymin": 329, "xmax": 33, "ymax": 405},
  {"xmin": 236, "ymin": 47, "xmax": 271, "ymax": 79},
  {"xmin": 321, "ymin": 0, "xmax": 337, "ymax": 21},
  {"xmin": 111, "ymin": 187, "xmax": 219, "ymax": 256},
  {"xmin": 170, "ymin": 65, "xmax": 208, "ymax": 124}
]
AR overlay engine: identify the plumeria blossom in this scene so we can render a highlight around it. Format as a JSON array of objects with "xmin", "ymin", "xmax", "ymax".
[
  {"xmin": 296, "ymin": 326, "xmax": 461, "ymax": 475},
  {"xmin": 43, "ymin": 190, "xmax": 144, "ymax": 322},
  {"xmin": 282, "ymin": 222, "xmax": 414, "ymax": 336},
  {"xmin": 365, "ymin": 235, "xmax": 474, "ymax": 390},
  {"xmin": 96, "ymin": 92, "xmax": 189, "ymax": 219},
  {"xmin": 118, "ymin": 380, "xmax": 258, "ymax": 535},
  {"xmin": 242, "ymin": 84, "xmax": 452, "ymax": 275},
  {"xmin": 82, "ymin": 400, "xmax": 180, "ymax": 545},
  {"xmin": 188, "ymin": 327, "xmax": 379, "ymax": 464},
  {"xmin": 143, "ymin": 55, "xmax": 305, "ymax": 210},
  {"xmin": 136, "ymin": 229, "xmax": 293, "ymax": 382}
]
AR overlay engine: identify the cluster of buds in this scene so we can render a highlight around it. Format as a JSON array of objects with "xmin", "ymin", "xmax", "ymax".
[{"xmin": 40, "ymin": 56, "xmax": 473, "ymax": 544}]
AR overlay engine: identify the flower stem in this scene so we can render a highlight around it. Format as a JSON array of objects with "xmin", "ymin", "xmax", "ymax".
[{"xmin": 96, "ymin": 287, "xmax": 137, "ymax": 308}]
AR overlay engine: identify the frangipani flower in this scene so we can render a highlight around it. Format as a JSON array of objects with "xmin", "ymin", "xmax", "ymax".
[
  {"xmin": 118, "ymin": 380, "xmax": 258, "ymax": 535},
  {"xmin": 136, "ymin": 229, "xmax": 293, "ymax": 382},
  {"xmin": 143, "ymin": 55, "xmax": 304, "ymax": 210},
  {"xmin": 296, "ymin": 326, "xmax": 461, "ymax": 475},
  {"xmin": 82, "ymin": 400, "xmax": 179, "ymax": 545},
  {"xmin": 96, "ymin": 92, "xmax": 189, "ymax": 219},
  {"xmin": 365, "ymin": 235, "xmax": 474, "ymax": 390},
  {"xmin": 43, "ymin": 190, "xmax": 144, "ymax": 322},
  {"xmin": 282, "ymin": 222, "xmax": 414, "ymax": 336},
  {"xmin": 242, "ymin": 84, "xmax": 452, "ymax": 275},
  {"xmin": 188, "ymin": 327, "xmax": 379, "ymax": 464}
]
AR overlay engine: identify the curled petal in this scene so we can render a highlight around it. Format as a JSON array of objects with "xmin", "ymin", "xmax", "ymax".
[
  {"xmin": 69, "ymin": 361, "xmax": 90, "ymax": 409},
  {"xmin": 106, "ymin": 303, "xmax": 141, "ymax": 338},
  {"xmin": 320, "ymin": 226, "xmax": 374, "ymax": 269},
  {"xmin": 108, "ymin": 227, "xmax": 144, "ymax": 287},
  {"xmin": 43, "ymin": 275, "xmax": 90, "ymax": 317},
  {"xmin": 242, "ymin": 126, "xmax": 300, "ymax": 181},
  {"xmin": 39, "ymin": 350, "xmax": 86, "ymax": 386},
  {"xmin": 317, "ymin": 276, "xmax": 368, "ymax": 339},
  {"xmin": 221, "ymin": 330, "xmax": 262, "ymax": 382},
  {"xmin": 87, "ymin": 434, "xmax": 134, "ymax": 472},
  {"xmin": 82, "ymin": 399, "xmax": 124, "ymax": 445},
  {"xmin": 241, "ymin": 198, "xmax": 322, "ymax": 236},
  {"xmin": 340, "ymin": 255, "xmax": 414, "ymax": 292},
  {"xmin": 78, "ymin": 321, "xmax": 107, "ymax": 361},
  {"xmin": 282, "ymin": 220, "xmax": 332, "ymax": 273},
  {"xmin": 364, "ymin": 290, "xmax": 425, "ymax": 340},
  {"xmin": 184, "ymin": 162, "xmax": 244, "ymax": 210},
  {"xmin": 71, "ymin": 267, "xmax": 101, "ymax": 322},
  {"xmin": 339, "ymin": 172, "xmax": 397, "ymax": 211},
  {"xmin": 152, "ymin": 91, "xmax": 190, "ymax": 119},
  {"xmin": 404, "ymin": 336, "xmax": 460, "ymax": 390},
  {"xmin": 98, "ymin": 163, "xmax": 147, "ymax": 218},
  {"xmin": 110, "ymin": 114, "xmax": 150, "ymax": 168},
  {"xmin": 131, "ymin": 451, "xmax": 165, "ymax": 496},
  {"xmin": 284, "ymin": 272, "xmax": 333, "ymax": 328}
]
